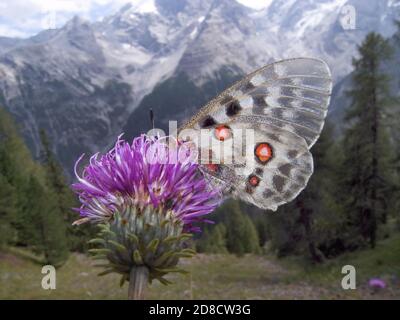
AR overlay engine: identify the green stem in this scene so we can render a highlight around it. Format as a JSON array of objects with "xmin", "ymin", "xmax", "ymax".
[{"xmin": 128, "ymin": 266, "xmax": 149, "ymax": 300}]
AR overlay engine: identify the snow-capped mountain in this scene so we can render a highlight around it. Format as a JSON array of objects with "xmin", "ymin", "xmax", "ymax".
[{"xmin": 0, "ymin": 0, "xmax": 398, "ymax": 173}]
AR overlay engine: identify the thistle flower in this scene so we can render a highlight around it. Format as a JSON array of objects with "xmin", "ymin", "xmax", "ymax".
[{"xmin": 72, "ymin": 134, "xmax": 220, "ymax": 299}]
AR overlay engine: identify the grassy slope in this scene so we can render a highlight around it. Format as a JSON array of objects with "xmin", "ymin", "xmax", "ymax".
[{"xmin": 0, "ymin": 235, "xmax": 399, "ymax": 300}]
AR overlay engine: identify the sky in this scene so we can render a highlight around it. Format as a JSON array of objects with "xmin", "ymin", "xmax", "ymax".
[{"xmin": 0, "ymin": 0, "xmax": 272, "ymax": 38}]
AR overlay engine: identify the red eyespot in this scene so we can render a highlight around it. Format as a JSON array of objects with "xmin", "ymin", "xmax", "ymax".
[
  {"xmin": 214, "ymin": 125, "xmax": 232, "ymax": 141},
  {"xmin": 205, "ymin": 163, "xmax": 219, "ymax": 172},
  {"xmin": 255, "ymin": 143, "xmax": 273, "ymax": 164},
  {"xmin": 248, "ymin": 175, "xmax": 260, "ymax": 187}
]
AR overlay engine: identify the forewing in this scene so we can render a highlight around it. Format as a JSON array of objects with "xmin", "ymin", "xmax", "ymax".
[{"xmin": 181, "ymin": 58, "xmax": 332, "ymax": 148}]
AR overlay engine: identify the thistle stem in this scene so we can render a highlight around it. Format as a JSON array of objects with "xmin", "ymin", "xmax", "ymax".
[{"xmin": 128, "ymin": 266, "xmax": 149, "ymax": 300}]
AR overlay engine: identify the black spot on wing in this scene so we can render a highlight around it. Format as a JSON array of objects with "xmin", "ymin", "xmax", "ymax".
[
  {"xmin": 287, "ymin": 150, "xmax": 299, "ymax": 159},
  {"xmin": 252, "ymin": 96, "xmax": 269, "ymax": 114},
  {"xmin": 273, "ymin": 175, "xmax": 286, "ymax": 193},
  {"xmin": 263, "ymin": 190, "xmax": 274, "ymax": 198},
  {"xmin": 200, "ymin": 116, "xmax": 217, "ymax": 128},
  {"xmin": 273, "ymin": 196, "xmax": 284, "ymax": 203},
  {"xmin": 252, "ymin": 96, "xmax": 268, "ymax": 108},
  {"xmin": 296, "ymin": 175, "xmax": 307, "ymax": 186},
  {"xmin": 278, "ymin": 164, "xmax": 293, "ymax": 177},
  {"xmin": 226, "ymin": 100, "xmax": 242, "ymax": 117},
  {"xmin": 242, "ymin": 81, "xmax": 256, "ymax": 91},
  {"xmin": 245, "ymin": 185, "xmax": 254, "ymax": 194}
]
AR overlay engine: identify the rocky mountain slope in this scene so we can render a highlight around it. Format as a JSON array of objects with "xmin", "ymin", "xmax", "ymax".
[{"xmin": 0, "ymin": 0, "xmax": 398, "ymax": 173}]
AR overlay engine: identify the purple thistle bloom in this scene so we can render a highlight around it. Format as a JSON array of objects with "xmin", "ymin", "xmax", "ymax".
[
  {"xmin": 368, "ymin": 278, "xmax": 386, "ymax": 289},
  {"xmin": 72, "ymin": 134, "xmax": 220, "ymax": 231}
]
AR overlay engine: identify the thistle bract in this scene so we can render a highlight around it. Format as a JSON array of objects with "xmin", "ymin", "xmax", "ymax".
[{"xmin": 72, "ymin": 135, "xmax": 220, "ymax": 298}]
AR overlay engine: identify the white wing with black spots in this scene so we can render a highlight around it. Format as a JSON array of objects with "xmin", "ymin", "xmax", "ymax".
[{"xmin": 179, "ymin": 58, "xmax": 332, "ymax": 211}]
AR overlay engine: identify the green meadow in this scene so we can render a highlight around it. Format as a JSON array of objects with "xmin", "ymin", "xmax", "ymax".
[{"xmin": 1, "ymin": 234, "xmax": 399, "ymax": 300}]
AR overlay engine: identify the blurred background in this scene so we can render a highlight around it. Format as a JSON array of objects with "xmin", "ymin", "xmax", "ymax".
[{"xmin": 0, "ymin": 0, "xmax": 399, "ymax": 299}]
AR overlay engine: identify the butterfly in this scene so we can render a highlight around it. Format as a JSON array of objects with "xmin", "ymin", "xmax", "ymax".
[{"xmin": 177, "ymin": 58, "xmax": 332, "ymax": 211}]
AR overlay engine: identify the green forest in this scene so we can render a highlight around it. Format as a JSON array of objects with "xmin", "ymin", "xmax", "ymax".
[{"xmin": 0, "ymin": 28, "xmax": 400, "ymax": 299}]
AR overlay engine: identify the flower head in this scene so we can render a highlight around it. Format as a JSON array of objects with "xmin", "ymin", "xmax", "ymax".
[
  {"xmin": 72, "ymin": 134, "xmax": 220, "ymax": 231},
  {"xmin": 72, "ymin": 135, "xmax": 221, "ymax": 292}
]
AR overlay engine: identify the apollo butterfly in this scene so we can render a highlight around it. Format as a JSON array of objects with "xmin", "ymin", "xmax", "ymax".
[{"xmin": 178, "ymin": 58, "xmax": 332, "ymax": 211}]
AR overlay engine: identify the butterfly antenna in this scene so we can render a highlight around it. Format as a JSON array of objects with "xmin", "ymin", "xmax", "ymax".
[{"xmin": 149, "ymin": 108, "xmax": 155, "ymax": 129}]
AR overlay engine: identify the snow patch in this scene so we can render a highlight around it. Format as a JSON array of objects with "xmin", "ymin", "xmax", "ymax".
[
  {"xmin": 294, "ymin": 0, "xmax": 347, "ymax": 36},
  {"xmin": 190, "ymin": 27, "xmax": 198, "ymax": 39},
  {"xmin": 236, "ymin": 0, "xmax": 274, "ymax": 10},
  {"xmin": 133, "ymin": 0, "xmax": 158, "ymax": 14}
]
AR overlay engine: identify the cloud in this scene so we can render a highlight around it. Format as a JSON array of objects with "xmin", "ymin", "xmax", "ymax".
[
  {"xmin": 0, "ymin": 0, "xmax": 274, "ymax": 38},
  {"xmin": 0, "ymin": 24, "xmax": 29, "ymax": 38},
  {"xmin": 0, "ymin": 0, "xmax": 134, "ymax": 38}
]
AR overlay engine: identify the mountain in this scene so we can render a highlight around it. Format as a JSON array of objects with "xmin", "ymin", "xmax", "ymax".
[
  {"xmin": 123, "ymin": 0, "xmax": 400, "ymax": 139},
  {"xmin": 0, "ymin": 17, "xmax": 133, "ymax": 170},
  {"xmin": 0, "ymin": 0, "xmax": 399, "ymax": 174},
  {"xmin": 0, "ymin": 37, "xmax": 24, "ymax": 54}
]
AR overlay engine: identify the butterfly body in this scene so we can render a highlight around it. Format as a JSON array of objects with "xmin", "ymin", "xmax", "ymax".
[{"xmin": 178, "ymin": 58, "xmax": 332, "ymax": 211}]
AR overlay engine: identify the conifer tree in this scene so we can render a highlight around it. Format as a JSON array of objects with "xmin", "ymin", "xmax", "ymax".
[
  {"xmin": 342, "ymin": 32, "xmax": 395, "ymax": 248},
  {"xmin": 0, "ymin": 108, "xmax": 69, "ymax": 263},
  {"xmin": 265, "ymin": 202, "xmax": 303, "ymax": 257},
  {"xmin": 0, "ymin": 173, "xmax": 16, "ymax": 247},
  {"xmin": 240, "ymin": 202, "xmax": 269, "ymax": 247},
  {"xmin": 240, "ymin": 214, "xmax": 261, "ymax": 254},
  {"xmin": 200, "ymin": 200, "xmax": 261, "ymax": 255},
  {"xmin": 220, "ymin": 200, "xmax": 260, "ymax": 255},
  {"xmin": 0, "ymin": 107, "xmax": 36, "ymax": 246},
  {"xmin": 391, "ymin": 19, "xmax": 400, "ymax": 228},
  {"xmin": 39, "ymin": 129, "xmax": 93, "ymax": 251},
  {"xmin": 294, "ymin": 123, "xmax": 346, "ymax": 262},
  {"xmin": 39, "ymin": 129, "xmax": 72, "ymax": 215},
  {"xmin": 23, "ymin": 175, "xmax": 69, "ymax": 266},
  {"xmin": 197, "ymin": 224, "xmax": 228, "ymax": 254}
]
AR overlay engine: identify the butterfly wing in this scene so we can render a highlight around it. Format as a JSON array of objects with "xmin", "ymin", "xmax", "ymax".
[{"xmin": 179, "ymin": 58, "xmax": 332, "ymax": 210}]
